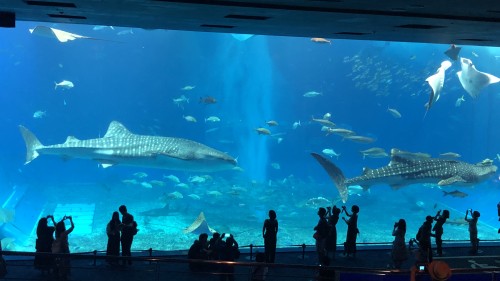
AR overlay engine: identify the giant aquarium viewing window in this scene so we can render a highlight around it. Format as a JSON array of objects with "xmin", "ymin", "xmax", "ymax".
[{"xmin": 1, "ymin": 21, "xmax": 500, "ymax": 253}]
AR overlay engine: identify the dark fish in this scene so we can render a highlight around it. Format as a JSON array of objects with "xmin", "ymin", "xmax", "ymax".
[
  {"xmin": 442, "ymin": 190, "xmax": 468, "ymax": 198},
  {"xmin": 200, "ymin": 96, "xmax": 217, "ymax": 104},
  {"xmin": 311, "ymin": 149, "xmax": 497, "ymax": 203}
]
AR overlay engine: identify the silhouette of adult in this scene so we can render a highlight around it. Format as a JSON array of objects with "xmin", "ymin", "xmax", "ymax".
[
  {"xmin": 52, "ymin": 216, "xmax": 74, "ymax": 280},
  {"xmin": 187, "ymin": 233, "xmax": 210, "ymax": 272},
  {"xmin": 219, "ymin": 234, "xmax": 240, "ymax": 281},
  {"xmin": 342, "ymin": 205, "xmax": 359, "ymax": 257},
  {"xmin": 262, "ymin": 210, "xmax": 278, "ymax": 263},
  {"xmin": 416, "ymin": 215, "xmax": 433, "ymax": 263},
  {"xmin": 325, "ymin": 206, "xmax": 340, "ymax": 259},
  {"xmin": 313, "ymin": 207, "xmax": 329, "ymax": 261},
  {"xmin": 106, "ymin": 211, "xmax": 121, "ymax": 265},
  {"xmin": 34, "ymin": 215, "xmax": 56, "ymax": 273},
  {"xmin": 465, "ymin": 209, "xmax": 480, "ymax": 255},
  {"xmin": 391, "ymin": 219, "xmax": 408, "ymax": 269},
  {"xmin": 433, "ymin": 210, "xmax": 449, "ymax": 257},
  {"xmin": 119, "ymin": 205, "xmax": 137, "ymax": 265}
]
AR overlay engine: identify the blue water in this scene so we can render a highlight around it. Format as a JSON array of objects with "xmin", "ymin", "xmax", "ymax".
[{"xmin": 1, "ymin": 21, "xmax": 500, "ymax": 252}]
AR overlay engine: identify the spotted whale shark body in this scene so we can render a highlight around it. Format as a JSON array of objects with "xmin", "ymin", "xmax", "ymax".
[
  {"xmin": 19, "ymin": 121, "xmax": 237, "ymax": 172},
  {"xmin": 311, "ymin": 149, "xmax": 497, "ymax": 203}
]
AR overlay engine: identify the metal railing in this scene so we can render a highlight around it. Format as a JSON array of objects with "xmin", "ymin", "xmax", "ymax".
[{"xmin": 2, "ymin": 247, "xmax": 500, "ymax": 281}]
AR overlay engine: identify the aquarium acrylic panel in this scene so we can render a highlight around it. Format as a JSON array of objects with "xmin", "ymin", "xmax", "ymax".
[{"xmin": 1, "ymin": 21, "xmax": 500, "ymax": 253}]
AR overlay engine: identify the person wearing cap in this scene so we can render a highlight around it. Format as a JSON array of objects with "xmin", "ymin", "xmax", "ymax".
[
  {"xmin": 410, "ymin": 260, "xmax": 451, "ymax": 281},
  {"xmin": 465, "ymin": 208, "xmax": 480, "ymax": 255}
]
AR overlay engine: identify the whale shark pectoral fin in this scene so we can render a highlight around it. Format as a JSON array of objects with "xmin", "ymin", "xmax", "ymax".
[
  {"xmin": 438, "ymin": 176, "xmax": 466, "ymax": 186},
  {"xmin": 96, "ymin": 160, "xmax": 116, "ymax": 168}
]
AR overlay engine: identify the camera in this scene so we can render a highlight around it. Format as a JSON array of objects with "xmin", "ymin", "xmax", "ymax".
[{"xmin": 417, "ymin": 263, "xmax": 427, "ymax": 271}]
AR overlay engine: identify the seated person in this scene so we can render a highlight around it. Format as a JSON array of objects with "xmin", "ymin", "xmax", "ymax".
[{"xmin": 187, "ymin": 233, "xmax": 210, "ymax": 272}]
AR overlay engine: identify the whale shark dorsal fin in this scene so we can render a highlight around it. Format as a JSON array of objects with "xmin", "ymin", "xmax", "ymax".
[
  {"xmin": 64, "ymin": 136, "xmax": 80, "ymax": 143},
  {"xmin": 104, "ymin": 121, "xmax": 133, "ymax": 138}
]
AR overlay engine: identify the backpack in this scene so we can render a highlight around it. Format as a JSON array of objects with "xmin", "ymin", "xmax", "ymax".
[
  {"xmin": 132, "ymin": 221, "xmax": 138, "ymax": 235},
  {"xmin": 416, "ymin": 227, "xmax": 423, "ymax": 242}
]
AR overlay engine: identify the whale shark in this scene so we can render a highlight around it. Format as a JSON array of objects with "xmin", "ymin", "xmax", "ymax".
[
  {"xmin": 19, "ymin": 121, "xmax": 237, "ymax": 172},
  {"xmin": 311, "ymin": 149, "xmax": 497, "ymax": 203}
]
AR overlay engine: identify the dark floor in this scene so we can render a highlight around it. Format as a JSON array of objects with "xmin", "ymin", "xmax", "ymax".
[{"xmin": 2, "ymin": 243, "xmax": 500, "ymax": 280}]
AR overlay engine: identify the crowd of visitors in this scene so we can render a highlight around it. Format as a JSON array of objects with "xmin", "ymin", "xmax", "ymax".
[{"xmin": 26, "ymin": 203, "xmax": 488, "ymax": 281}]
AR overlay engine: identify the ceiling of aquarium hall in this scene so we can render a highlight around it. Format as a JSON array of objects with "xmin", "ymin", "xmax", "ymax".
[{"xmin": 1, "ymin": 0, "xmax": 500, "ymax": 46}]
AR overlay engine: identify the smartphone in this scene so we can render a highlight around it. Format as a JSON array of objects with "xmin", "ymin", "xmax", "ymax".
[{"xmin": 417, "ymin": 264, "xmax": 427, "ymax": 271}]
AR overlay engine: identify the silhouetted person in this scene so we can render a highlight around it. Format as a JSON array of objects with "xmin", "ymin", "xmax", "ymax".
[
  {"xmin": 219, "ymin": 234, "xmax": 240, "ymax": 281},
  {"xmin": 465, "ymin": 209, "xmax": 480, "ymax": 255},
  {"xmin": 52, "ymin": 216, "xmax": 74, "ymax": 280},
  {"xmin": 188, "ymin": 233, "xmax": 210, "ymax": 272},
  {"xmin": 251, "ymin": 252, "xmax": 268, "ymax": 281},
  {"xmin": 34, "ymin": 215, "xmax": 56, "ymax": 273},
  {"xmin": 432, "ymin": 210, "xmax": 449, "ymax": 256},
  {"xmin": 313, "ymin": 207, "xmax": 329, "ymax": 262},
  {"xmin": 119, "ymin": 205, "xmax": 137, "ymax": 265},
  {"xmin": 106, "ymin": 211, "xmax": 121, "ymax": 265},
  {"xmin": 342, "ymin": 205, "xmax": 359, "ymax": 257},
  {"xmin": 208, "ymin": 232, "xmax": 222, "ymax": 261},
  {"xmin": 325, "ymin": 206, "xmax": 341, "ymax": 259},
  {"xmin": 263, "ymin": 210, "xmax": 278, "ymax": 263},
  {"xmin": 416, "ymin": 215, "xmax": 433, "ymax": 263},
  {"xmin": 391, "ymin": 219, "xmax": 408, "ymax": 269}
]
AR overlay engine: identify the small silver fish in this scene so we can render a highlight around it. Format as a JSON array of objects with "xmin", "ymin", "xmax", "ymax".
[
  {"xmin": 387, "ymin": 107, "xmax": 402, "ymax": 118},
  {"xmin": 455, "ymin": 95, "xmax": 465, "ymax": 107},
  {"xmin": 54, "ymin": 80, "xmax": 74, "ymax": 90}
]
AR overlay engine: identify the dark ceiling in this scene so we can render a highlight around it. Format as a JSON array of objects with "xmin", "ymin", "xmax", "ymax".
[{"xmin": 1, "ymin": 0, "xmax": 500, "ymax": 46}]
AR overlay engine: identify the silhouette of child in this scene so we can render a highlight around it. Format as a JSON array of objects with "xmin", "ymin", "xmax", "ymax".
[
  {"xmin": 251, "ymin": 252, "xmax": 268, "ymax": 281},
  {"xmin": 465, "ymin": 209, "xmax": 480, "ymax": 255}
]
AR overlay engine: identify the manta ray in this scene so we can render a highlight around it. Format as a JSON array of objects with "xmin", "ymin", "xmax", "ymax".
[
  {"xmin": 311, "ymin": 149, "xmax": 497, "ymax": 203},
  {"xmin": 425, "ymin": 60, "xmax": 452, "ymax": 112},
  {"xmin": 457, "ymin": 57, "xmax": 500, "ymax": 98},
  {"xmin": 29, "ymin": 25, "xmax": 106, "ymax": 43},
  {"xmin": 19, "ymin": 121, "xmax": 237, "ymax": 172}
]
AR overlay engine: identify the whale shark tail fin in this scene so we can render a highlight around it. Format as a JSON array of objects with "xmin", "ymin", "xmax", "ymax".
[
  {"xmin": 311, "ymin": 152, "xmax": 349, "ymax": 203},
  {"xmin": 19, "ymin": 125, "xmax": 44, "ymax": 164}
]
